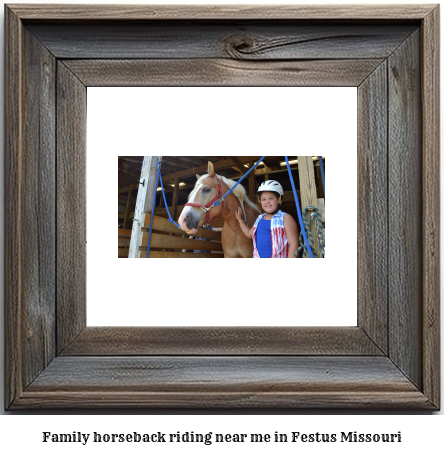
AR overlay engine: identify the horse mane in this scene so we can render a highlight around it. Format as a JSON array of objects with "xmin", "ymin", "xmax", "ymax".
[{"xmin": 218, "ymin": 175, "xmax": 260, "ymax": 215}]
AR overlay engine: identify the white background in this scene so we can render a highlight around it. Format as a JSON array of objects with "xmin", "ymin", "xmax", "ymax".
[
  {"xmin": 0, "ymin": 0, "xmax": 442, "ymax": 451},
  {"xmin": 88, "ymin": 87, "xmax": 357, "ymax": 326}
]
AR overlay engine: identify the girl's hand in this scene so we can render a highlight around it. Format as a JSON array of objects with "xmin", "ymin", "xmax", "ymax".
[{"xmin": 234, "ymin": 207, "xmax": 243, "ymax": 223}]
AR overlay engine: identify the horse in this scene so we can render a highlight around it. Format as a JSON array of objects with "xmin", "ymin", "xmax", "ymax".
[{"xmin": 177, "ymin": 161, "xmax": 260, "ymax": 258}]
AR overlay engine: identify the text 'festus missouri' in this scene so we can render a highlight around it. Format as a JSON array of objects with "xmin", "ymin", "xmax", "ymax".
[{"xmin": 42, "ymin": 431, "xmax": 402, "ymax": 445}]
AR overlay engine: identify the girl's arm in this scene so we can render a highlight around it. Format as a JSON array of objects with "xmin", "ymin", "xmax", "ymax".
[
  {"xmin": 234, "ymin": 207, "xmax": 255, "ymax": 239},
  {"xmin": 284, "ymin": 214, "xmax": 299, "ymax": 258}
]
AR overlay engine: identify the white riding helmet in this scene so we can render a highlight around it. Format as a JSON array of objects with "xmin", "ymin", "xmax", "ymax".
[{"xmin": 257, "ymin": 180, "xmax": 284, "ymax": 201}]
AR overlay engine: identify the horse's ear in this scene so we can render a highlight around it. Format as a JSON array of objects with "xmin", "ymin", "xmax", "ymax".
[
  {"xmin": 208, "ymin": 161, "xmax": 215, "ymax": 178},
  {"xmin": 196, "ymin": 174, "xmax": 201, "ymax": 180}
]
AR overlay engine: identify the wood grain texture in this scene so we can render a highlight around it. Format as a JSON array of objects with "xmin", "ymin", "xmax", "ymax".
[
  {"xmin": 421, "ymin": 6, "xmax": 440, "ymax": 409},
  {"xmin": 29, "ymin": 356, "xmax": 416, "ymax": 390},
  {"xmin": 14, "ymin": 356, "xmax": 433, "ymax": 409},
  {"xmin": 8, "ymin": 4, "xmax": 435, "ymax": 20},
  {"xmin": 298, "ymin": 156, "xmax": 320, "ymax": 256},
  {"xmin": 5, "ymin": 8, "xmax": 59, "ymax": 409},
  {"xmin": 388, "ymin": 31, "xmax": 422, "ymax": 390},
  {"xmin": 64, "ymin": 59, "xmax": 384, "ymax": 87},
  {"xmin": 128, "ymin": 156, "xmax": 162, "ymax": 258},
  {"xmin": 61, "ymin": 327, "xmax": 382, "ymax": 356},
  {"xmin": 142, "ymin": 156, "xmax": 162, "ymax": 214},
  {"xmin": 5, "ymin": 5, "xmax": 24, "ymax": 410},
  {"xmin": 357, "ymin": 62, "xmax": 388, "ymax": 354},
  {"xmin": 21, "ymin": 28, "xmax": 57, "ymax": 388},
  {"xmin": 56, "ymin": 62, "xmax": 87, "ymax": 353},
  {"xmin": 26, "ymin": 22, "xmax": 416, "ymax": 60},
  {"xmin": 16, "ymin": 390, "xmax": 433, "ymax": 410}
]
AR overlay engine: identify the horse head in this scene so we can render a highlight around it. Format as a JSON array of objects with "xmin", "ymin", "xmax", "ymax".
[{"xmin": 178, "ymin": 161, "xmax": 225, "ymax": 235}]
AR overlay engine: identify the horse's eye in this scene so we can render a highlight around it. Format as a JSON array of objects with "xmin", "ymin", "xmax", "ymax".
[{"xmin": 202, "ymin": 187, "xmax": 211, "ymax": 193}]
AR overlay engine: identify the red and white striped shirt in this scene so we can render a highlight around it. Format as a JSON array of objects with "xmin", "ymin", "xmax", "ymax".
[{"xmin": 252, "ymin": 210, "xmax": 289, "ymax": 258}]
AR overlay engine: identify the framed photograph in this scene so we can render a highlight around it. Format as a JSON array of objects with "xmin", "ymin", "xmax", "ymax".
[{"xmin": 5, "ymin": 4, "xmax": 440, "ymax": 409}]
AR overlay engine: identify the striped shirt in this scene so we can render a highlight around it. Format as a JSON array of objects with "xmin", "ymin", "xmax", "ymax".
[{"xmin": 252, "ymin": 210, "xmax": 289, "ymax": 258}]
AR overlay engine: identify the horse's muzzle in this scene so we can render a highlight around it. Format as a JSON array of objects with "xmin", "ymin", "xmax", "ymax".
[
  {"xmin": 178, "ymin": 206, "xmax": 204, "ymax": 234},
  {"xmin": 184, "ymin": 211, "xmax": 201, "ymax": 231}
]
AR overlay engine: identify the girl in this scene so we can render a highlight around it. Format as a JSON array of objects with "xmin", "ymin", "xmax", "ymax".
[{"xmin": 234, "ymin": 180, "xmax": 299, "ymax": 258}]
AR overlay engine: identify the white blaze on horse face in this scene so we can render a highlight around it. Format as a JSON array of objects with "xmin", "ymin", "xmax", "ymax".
[
  {"xmin": 178, "ymin": 181, "xmax": 205, "ymax": 234},
  {"xmin": 188, "ymin": 182, "xmax": 203, "ymax": 204},
  {"xmin": 177, "ymin": 204, "xmax": 194, "ymax": 234}
]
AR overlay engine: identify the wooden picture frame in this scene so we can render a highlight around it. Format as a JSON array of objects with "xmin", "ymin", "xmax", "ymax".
[{"xmin": 5, "ymin": 4, "xmax": 440, "ymax": 409}]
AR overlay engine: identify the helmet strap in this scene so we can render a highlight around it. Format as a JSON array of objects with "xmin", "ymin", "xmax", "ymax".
[{"xmin": 271, "ymin": 203, "xmax": 281, "ymax": 215}]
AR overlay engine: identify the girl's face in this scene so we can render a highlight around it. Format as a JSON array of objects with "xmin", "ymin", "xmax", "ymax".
[{"xmin": 260, "ymin": 191, "xmax": 280, "ymax": 213}]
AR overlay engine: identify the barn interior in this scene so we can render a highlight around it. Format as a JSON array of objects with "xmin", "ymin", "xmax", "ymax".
[
  {"xmin": 118, "ymin": 156, "xmax": 325, "ymax": 258},
  {"xmin": 118, "ymin": 156, "xmax": 325, "ymax": 257}
]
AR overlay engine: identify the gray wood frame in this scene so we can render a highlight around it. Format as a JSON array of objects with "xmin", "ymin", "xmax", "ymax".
[{"xmin": 5, "ymin": 4, "xmax": 440, "ymax": 409}]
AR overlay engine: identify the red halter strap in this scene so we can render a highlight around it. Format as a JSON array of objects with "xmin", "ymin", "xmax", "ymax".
[{"xmin": 184, "ymin": 177, "xmax": 224, "ymax": 225}]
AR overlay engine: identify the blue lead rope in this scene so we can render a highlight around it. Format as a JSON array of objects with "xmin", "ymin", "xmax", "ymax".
[
  {"xmin": 146, "ymin": 164, "xmax": 161, "ymax": 258},
  {"xmin": 157, "ymin": 166, "xmax": 181, "ymax": 230},
  {"xmin": 212, "ymin": 155, "xmax": 267, "ymax": 207},
  {"xmin": 147, "ymin": 161, "xmax": 181, "ymax": 258},
  {"xmin": 318, "ymin": 156, "xmax": 325, "ymax": 199}
]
